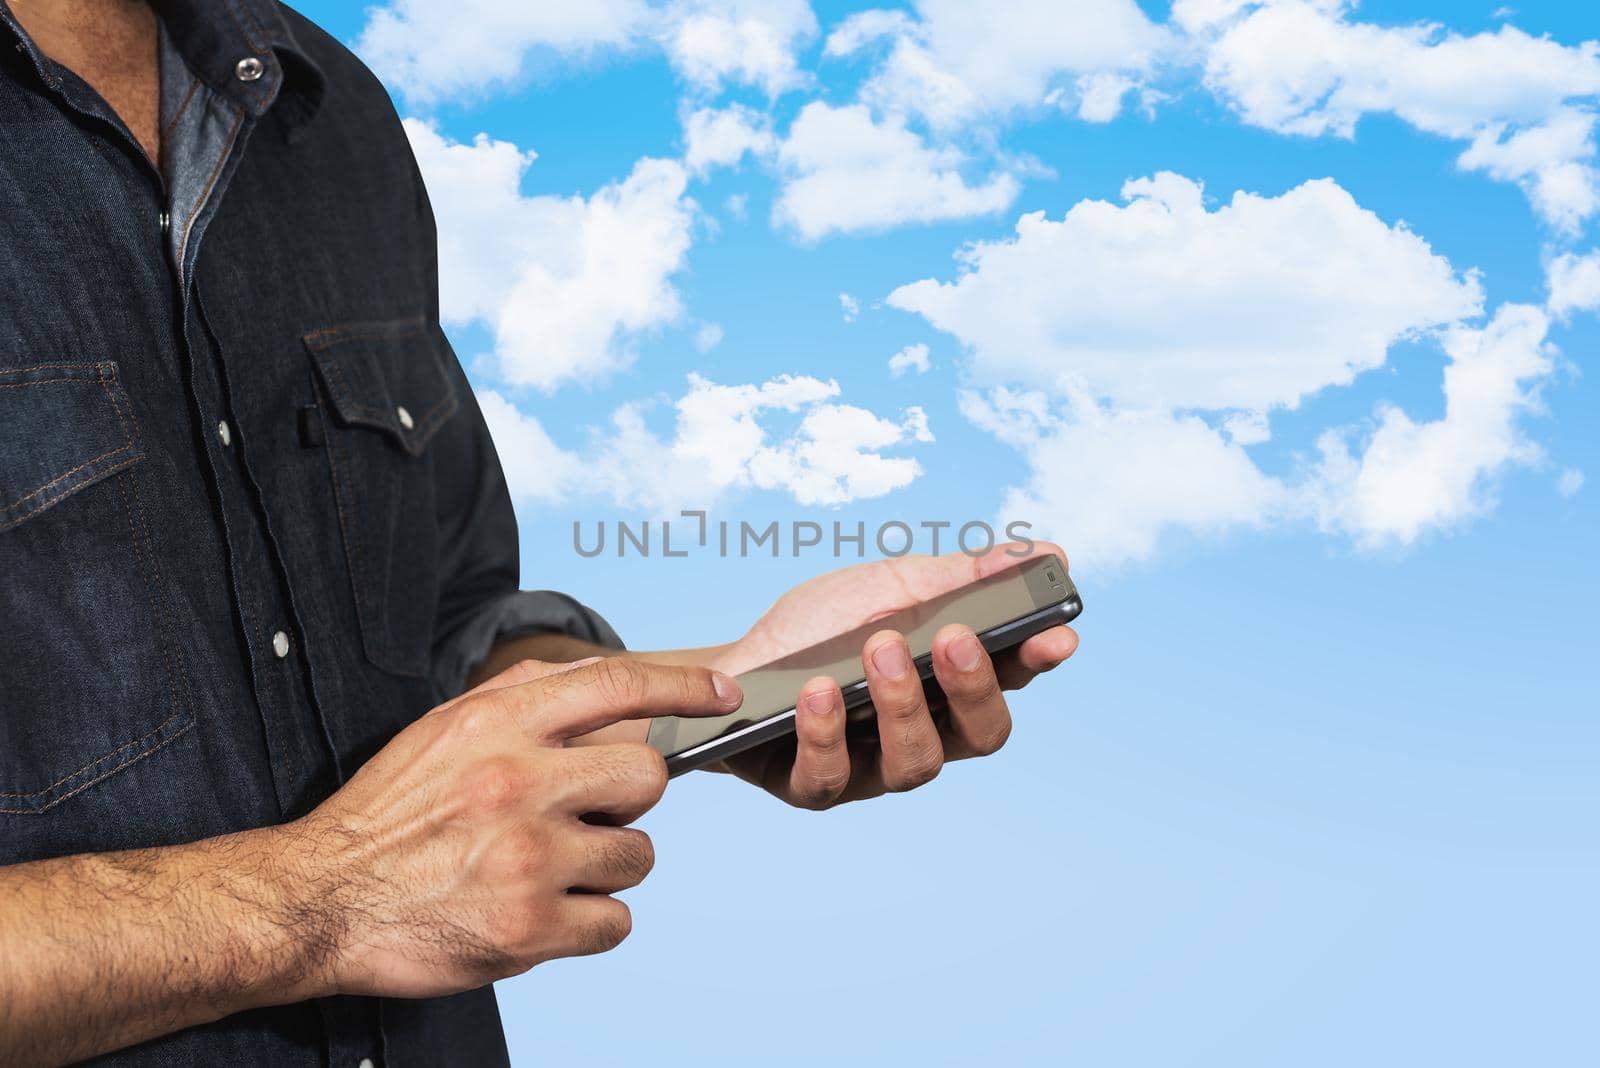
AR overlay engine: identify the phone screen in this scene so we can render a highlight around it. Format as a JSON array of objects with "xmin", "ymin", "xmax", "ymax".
[{"xmin": 647, "ymin": 555, "xmax": 1074, "ymax": 764}]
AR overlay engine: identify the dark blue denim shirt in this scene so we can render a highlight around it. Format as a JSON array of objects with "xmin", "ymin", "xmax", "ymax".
[{"xmin": 0, "ymin": 2, "xmax": 620, "ymax": 1063}]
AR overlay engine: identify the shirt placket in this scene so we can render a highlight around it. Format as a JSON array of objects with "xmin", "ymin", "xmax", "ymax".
[
  {"xmin": 156, "ymin": 30, "xmax": 387, "ymax": 1068},
  {"xmin": 159, "ymin": 34, "xmax": 335, "ymax": 819}
]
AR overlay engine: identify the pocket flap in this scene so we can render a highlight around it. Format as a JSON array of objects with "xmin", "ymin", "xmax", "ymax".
[
  {"xmin": 303, "ymin": 318, "xmax": 459, "ymax": 458},
  {"xmin": 0, "ymin": 362, "xmax": 144, "ymax": 532}
]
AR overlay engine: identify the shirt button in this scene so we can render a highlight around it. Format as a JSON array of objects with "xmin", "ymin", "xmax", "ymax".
[
  {"xmin": 271, "ymin": 630, "xmax": 290, "ymax": 659},
  {"xmin": 395, "ymin": 406, "xmax": 414, "ymax": 431},
  {"xmin": 235, "ymin": 56, "xmax": 265, "ymax": 82},
  {"xmin": 217, "ymin": 420, "xmax": 232, "ymax": 447}
]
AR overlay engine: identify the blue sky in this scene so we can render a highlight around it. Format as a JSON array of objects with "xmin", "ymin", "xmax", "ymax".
[{"xmin": 298, "ymin": 2, "xmax": 1597, "ymax": 1063}]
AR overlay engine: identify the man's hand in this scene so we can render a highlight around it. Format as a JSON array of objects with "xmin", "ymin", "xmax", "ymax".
[
  {"xmin": 284, "ymin": 656, "xmax": 742, "ymax": 998},
  {"xmin": 709, "ymin": 542, "xmax": 1077, "ymax": 808},
  {"xmin": 0, "ymin": 657, "xmax": 741, "ymax": 1065}
]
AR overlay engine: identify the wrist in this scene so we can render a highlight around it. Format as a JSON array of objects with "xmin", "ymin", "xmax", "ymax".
[{"xmin": 221, "ymin": 820, "xmax": 348, "ymax": 1006}]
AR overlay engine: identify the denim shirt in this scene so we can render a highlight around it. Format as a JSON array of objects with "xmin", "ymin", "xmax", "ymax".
[{"xmin": 0, "ymin": 2, "xmax": 620, "ymax": 1063}]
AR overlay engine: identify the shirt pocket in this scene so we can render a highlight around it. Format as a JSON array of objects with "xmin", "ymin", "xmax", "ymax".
[
  {"xmin": 304, "ymin": 318, "xmax": 460, "ymax": 677},
  {"xmin": 0, "ymin": 362, "xmax": 196, "ymax": 815}
]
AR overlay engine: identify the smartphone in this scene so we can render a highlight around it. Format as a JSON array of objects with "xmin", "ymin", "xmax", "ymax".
[{"xmin": 647, "ymin": 554, "xmax": 1082, "ymax": 777}]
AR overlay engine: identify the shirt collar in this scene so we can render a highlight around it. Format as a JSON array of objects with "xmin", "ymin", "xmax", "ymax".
[
  {"xmin": 0, "ymin": 0, "xmax": 325, "ymax": 133},
  {"xmin": 150, "ymin": 0, "xmax": 325, "ymax": 131}
]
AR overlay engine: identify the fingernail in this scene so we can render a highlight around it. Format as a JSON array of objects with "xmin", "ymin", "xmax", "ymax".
[
  {"xmin": 950, "ymin": 632, "xmax": 984, "ymax": 673},
  {"xmin": 712, "ymin": 671, "xmax": 742, "ymax": 707},
  {"xmin": 871, "ymin": 641, "xmax": 911, "ymax": 680},
  {"xmin": 802, "ymin": 689, "xmax": 835, "ymax": 716}
]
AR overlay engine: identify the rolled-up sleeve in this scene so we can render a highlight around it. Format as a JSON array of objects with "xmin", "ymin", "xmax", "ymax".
[
  {"xmin": 423, "ymin": 339, "xmax": 622, "ymax": 700},
  {"xmin": 432, "ymin": 588, "xmax": 624, "ymax": 699}
]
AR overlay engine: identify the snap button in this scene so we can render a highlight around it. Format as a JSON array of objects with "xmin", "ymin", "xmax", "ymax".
[
  {"xmin": 159, "ymin": 209, "xmax": 170, "ymax": 235},
  {"xmin": 396, "ymin": 405, "xmax": 414, "ymax": 431},
  {"xmin": 235, "ymin": 56, "xmax": 265, "ymax": 82},
  {"xmin": 217, "ymin": 420, "xmax": 232, "ymax": 446},
  {"xmin": 358, "ymin": 1059, "xmax": 375, "ymax": 1068},
  {"xmin": 271, "ymin": 630, "xmax": 290, "ymax": 659}
]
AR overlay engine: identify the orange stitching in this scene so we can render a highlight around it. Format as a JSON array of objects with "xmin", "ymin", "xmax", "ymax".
[
  {"xmin": 302, "ymin": 318, "xmax": 427, "ymax": 347},
  {"xmin": 0, "ymin": 719, "xmax": 194, "ymax": 813},
  {"xmin": 306, "ymin": 324, "xmax": 458, "ymax": 446},
  {"xmin": 0, "ymin": 378, "xmax": 109, "ymax": 389},
  {"xmin": 0, "ymin": 445, "xmax": 138, "ymax": 516},
  {"xmin": 0, "ymin": 705, "xmax": 190, "ymax": 797},
  {"xmin": 0, "ymin": 365, "xmax": 139, "ymax": 520},
  {"xmin": 162, "ymin": 75, "xmax": 201, "ymax": 141},
  {"xmin": 177, "ymin": 107, "xmax": 244, "ymax": 273}
]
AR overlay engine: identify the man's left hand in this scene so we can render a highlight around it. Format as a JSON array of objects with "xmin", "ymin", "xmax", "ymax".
[{"xmin": 707, "ymin": 542, "xmax": 1078, "ymax": 808}]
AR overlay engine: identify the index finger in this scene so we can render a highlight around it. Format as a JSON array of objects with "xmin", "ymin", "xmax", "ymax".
[{"xmin": 524, "ymin": 657, "xmax": 744, "ymax": 741}]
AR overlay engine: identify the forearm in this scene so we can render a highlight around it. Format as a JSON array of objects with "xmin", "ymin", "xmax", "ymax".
[{"xmin": 0, "ymin": 825, "xmax": 329, "ymax": 1066}]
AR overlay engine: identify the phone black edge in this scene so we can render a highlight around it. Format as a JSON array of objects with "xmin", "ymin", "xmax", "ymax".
[{"xmin": 663, "ymin": 580, "xmax": 1083, "ymax": 778}]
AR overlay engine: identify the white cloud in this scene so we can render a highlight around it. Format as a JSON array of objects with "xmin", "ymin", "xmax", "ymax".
[
  {"xmin": 405, "ymin": 120, "xmax": 697, "ymax": 392},
  {"xmin": 825, "ymin": 0, "xmax": 1169, "ymax": 130},
  {"xmin": 357, "ymin": 0, "xmax": 815, "ymax": 104},
  {"xmin": 482, "ymin": 375, "xmax": 932, "ymax": 511},
  {"xmin": 1547, "ymin": 248, "xmax": 1600, "ymax": 318},
  {"xmin": 664, "ymin": 0, "xmax": 818, "ymax": 96},
  {"xmin": 1307, "ymin": 304, "xmax": 1554, "ymax": 546},
  {"xmin": 1222, "ymin": 409, "xmax": 1271, "ymax": 446},
  {"xmin": 1180, "ymin": 0, "xmax": 1600, "ymax": 229},
  {"xmin": 906, "ymin": 176, "xmax": 1559, "ymax": 563},
  {"xmin": 888, "ymin": 172, "xmax": 1482, "ymax": 413},
  {"xmin": 1457, "ymin": 110, "xmax": 1600, "ymax": 231},
  {"xmin": 1075, "ymin": 72, "xmax": 1139, "ymax": 123},
  {"xmin": 683, "ymin": 104, "xmax": 776, "ymax": 176},
  {"xmin": 477, "ymin": 388, "xmax": 585, "ymax": 503},
  {"xmin": 839, "ymin": 292, "xmax": 861, "ymax": 321},
  {"xmin": 959, "ymin": 306, "xmax": 1559, "ymax": 565},
  {"xmin": 961, "ymin": 388, "xmax": 1286, "ymax": 568},
  {"xmin": 356, "ymin": 0, "xmax": 650, "ymax": 104},
  {"xmin": 723, "ymin": 193, "xmax": 749, "ymax": 218},
  {"xmin": 693, "ymin": 323, "xmax": 725, "ymax": 351},
  {"xmin": 888, "ymin": 342, "xmax": 931, "ymax": 376},
  {"xmin": 1558, "ymin": 468, "xmax": 1585, "ymax": 497},
  {"xmin": 773, "ymin": 102, "xmax": 1021, "ymax": 240}
]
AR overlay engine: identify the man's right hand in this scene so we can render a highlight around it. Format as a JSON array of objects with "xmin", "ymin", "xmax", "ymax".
[
  {"xmin": 277, "ymin": 656, "xmax": 743, "ymax": 998},
  {"xmin": 0, "ymin": 655, "xmax": 740, "ymax": 1065}
]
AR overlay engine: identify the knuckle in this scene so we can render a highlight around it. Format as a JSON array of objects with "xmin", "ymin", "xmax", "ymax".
[
  {"xmin": 590, "ymin": 657, "xmax": 647, "ymax": 709},
  {"xmin": 499, "ymin": 825, "xmax": 549, "ymax": 879},
  {"xmin": 686, "ymin": 666, "xmax": 720, "ymax": 705},
  {"xmin": 970, "ymin": 716, "xmax": 1013, "ymax": 757},
  {"xmin": 509, "ymin": 658, "xmax": 552, "ymax": 684},
  {"xmin": 875, "ymin": 679, "xmax": 926, "ymax": 721},
  {"xmin": 887, "ymin": 746, "xmax": 944, "ymax": 792},
  {"xmin": 623, "ymin": 744, "xmax": 670, "ymax": 801},
  {"xmin": 794, "ymin": 767, "xmax": 851, "ymax": 810},
  {"xmin": 508, "ymin": 900, "xmax": 561, "ymax": 964},
  {"xmin": 609, "ymin": 829, "xmax": 656, "ymax": 884},
  {"xmin": 583, "ymin": 904, "xmax": 633, "ymax": 955},
  {"xmin": 467, "ymin": 755, "xmax": 531, "ymax": 811},
  {"xmin": 953, "ymin": 666, "xmax": 1002, "ymax": 704},
  {"xmin": 807, "ymin": 726, "xmax": 847, "ymax": 758},
  {"xmin": 450, "ymin": 702, "xmax": 494, "ymax": 743}
]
